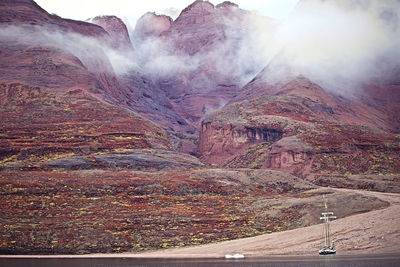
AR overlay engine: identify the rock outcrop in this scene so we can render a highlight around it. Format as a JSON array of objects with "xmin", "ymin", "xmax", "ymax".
[
  {"xmin": 198, "ymin": 121, "xmax": 283, "ymax": 166},
  {"xmin": 198, "ymin": 75, "xmax": 400, "ymax": 177},
  {"xmin": 90, "ymin": 15, "xmax": 133, "ymax": 51},
  {"xmin": 134, "ymin": 12, "xmax": 172, "ymax": 38},
  {"xmin": 263, "ymin": 136, "xmax": 314, "ymax": 173}
]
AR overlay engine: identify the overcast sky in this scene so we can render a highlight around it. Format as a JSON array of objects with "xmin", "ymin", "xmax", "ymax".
[{"xmin": 35, "ymin": 0, "xmax": 300, "ymax": 27}]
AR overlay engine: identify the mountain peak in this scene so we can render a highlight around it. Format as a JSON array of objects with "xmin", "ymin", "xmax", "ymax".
[
  {"xmin": 90, "ymin": 15, "xmax": 132, "ymax": 50},
  {"xmin": 179, "ymin": 0, "xmax": 215, "ymax": 18},
  {"xmin": 216, "ymin": 1, "xmax": 239, "ymax": 9},
  {"xmin": 134, "ymin": 12, "xmax": 172, "ymax": 38}
]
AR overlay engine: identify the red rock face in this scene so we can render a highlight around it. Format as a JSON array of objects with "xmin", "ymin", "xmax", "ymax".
[
  {"xmin": 134, "ymin": 12, "xmax": 172, "ymax": 38},
  {"xmin": 198, "ymin": 121, "xmax": 283, "ymax": 166},
  {"xmin": 91, "ymin": 16, "xmax": 133, "ymax": 51},
  {"xmin": 198, "ymin": 75, "xmax": 400, "ymax": 177},
  {"xmin": 262, "ymin": 136, "xmax": 314, "ymax": 175},
  {"xmin": 169, "ymin": 0, "xmax": 219, "ymax": 55},
  {"xmin": 133, "ymin": 0, "xmax": 274, "ymax": 130},
  {"xmin": 139, "ymin": 0, "xmax": 235, "ymax": 128}
]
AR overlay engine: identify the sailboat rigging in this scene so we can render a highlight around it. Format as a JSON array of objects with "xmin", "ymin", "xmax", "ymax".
[{"xmin": 319, "ymin": 194, "xmax": 337, "ymax": 255}]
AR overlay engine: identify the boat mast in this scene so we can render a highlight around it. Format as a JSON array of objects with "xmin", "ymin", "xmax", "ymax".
[{"xmin": 320, "ymin": 194, "xmax": 336, "ymax": 248}]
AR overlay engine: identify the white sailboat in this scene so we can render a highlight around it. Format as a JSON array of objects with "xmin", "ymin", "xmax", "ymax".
[
  {"xmin": 225, "ymin": 253, "xmax": 245, "ymax": 259},
  {"xmin": 319, "ymin": 194, "xmax": 337, "ymax": 255}
]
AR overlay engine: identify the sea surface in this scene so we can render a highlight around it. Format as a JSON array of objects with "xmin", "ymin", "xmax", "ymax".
[{"xmin": 1, "ymin": 254, "xmax": 399, "ymax": 267}]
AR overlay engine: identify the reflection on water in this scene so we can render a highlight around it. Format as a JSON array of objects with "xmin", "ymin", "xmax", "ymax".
[{"xmin": 1, "ymin": 254, "xmax": 400, "ymax": 267}]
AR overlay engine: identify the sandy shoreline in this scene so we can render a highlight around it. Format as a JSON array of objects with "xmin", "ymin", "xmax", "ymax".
[{"xmin": 1, "ymin": 188, "xmax": 399, "ymax": 259}]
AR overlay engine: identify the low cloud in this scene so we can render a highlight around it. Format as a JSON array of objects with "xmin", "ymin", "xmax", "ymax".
[
  {"xmin": 0, "ymin": 24, "xmax": 138, "ymax": 76},
  {"xmin": 262, "ymin": 0, "xmax": 400, "ymax": 95},
  {"xmin": 2, "ymin": 0, "xmax": 399, "ymax": 100},
  {"xmin": 130, "ymin": 0, "xmax": 400, "ymax": 98},
  {"xmin": 132, "ymin": 35, "xmax": 201, "ymax": 79},
  {"xmin": 130, "ymin": 7, "xmax": 277, "ymax": 90}
]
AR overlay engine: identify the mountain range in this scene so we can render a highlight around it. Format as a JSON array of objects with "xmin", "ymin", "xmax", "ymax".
[{"xmin": 0, "ymin": 0, "xmax": 399, "ymax": 255}]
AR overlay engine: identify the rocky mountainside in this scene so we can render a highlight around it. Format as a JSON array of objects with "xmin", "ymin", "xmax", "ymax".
[
  {"xmin": 198, "ymin": 75, "xmax": 400, "ymax": 177},
  {"xmin": 0, "ymin": 0, "xmax": 196, "ymax": 170},
  {"xmin": 197, "ymin": 0, "xmax": 400, "ymax": 181},
  {"xmin": 0, "ymin": 0, "xmax": 106, "ymax": 36},
  {"xmin": 133, "ymin": 0, "xmax": 276, "ymax": 129}
]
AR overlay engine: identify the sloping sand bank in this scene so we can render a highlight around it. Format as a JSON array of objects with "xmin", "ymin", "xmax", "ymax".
[{"xmin": 126, "ymin": 188, "xmax": 400, "ymax": 258}]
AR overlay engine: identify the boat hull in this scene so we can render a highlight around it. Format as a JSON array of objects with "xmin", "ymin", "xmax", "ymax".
[
  {"xmin": 225, "ymin": 254, "xmax": 245, "ymax": 259},
  {"xmin": 319, "ymin": 249, "xmax": 336, "ymax": 255}
]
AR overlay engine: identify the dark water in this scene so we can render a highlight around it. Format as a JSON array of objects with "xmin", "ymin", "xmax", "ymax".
[{"xmin": 1, "ymin": 255, "xmax": 399, "ymax": 267}]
